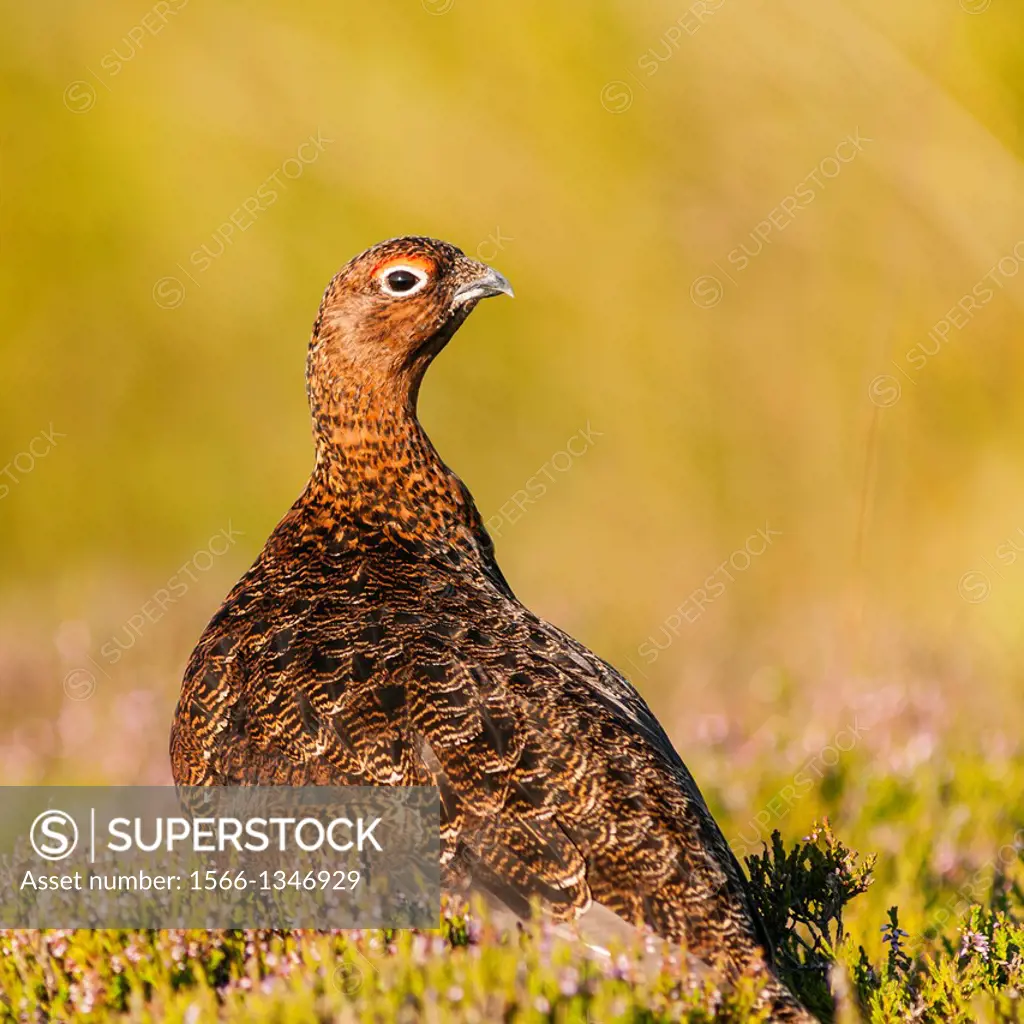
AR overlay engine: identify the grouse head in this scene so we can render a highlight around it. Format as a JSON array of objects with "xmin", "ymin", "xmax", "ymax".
[{"xmin": 309, "ymin": 236, "xmax": 513, "ymax": 398}]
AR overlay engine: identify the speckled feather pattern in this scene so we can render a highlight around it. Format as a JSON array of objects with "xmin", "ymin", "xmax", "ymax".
[{"xmin": 170, "ymin": 237, "xmax": 813, "ymax": 1022}]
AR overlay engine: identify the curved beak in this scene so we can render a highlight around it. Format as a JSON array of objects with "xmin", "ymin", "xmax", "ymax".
[{"xmin": 452, "ymin": 261, "xmax": 515, "ymax": 307}]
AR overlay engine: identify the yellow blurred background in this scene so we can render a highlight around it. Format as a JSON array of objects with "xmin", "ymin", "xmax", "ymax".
[{"xmin": 1, "ymin": 0, "xmax": 1023, "ymax": 786}]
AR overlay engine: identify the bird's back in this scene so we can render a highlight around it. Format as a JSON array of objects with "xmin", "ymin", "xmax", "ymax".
[{"xmin": 173, "ymin": 489, "xmax": 767, "ymax": 967}]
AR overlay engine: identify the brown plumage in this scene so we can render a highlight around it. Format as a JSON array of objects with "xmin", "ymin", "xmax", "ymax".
[{"xmin": 170, "ymin": 236, "xmax": 812, "ymax": 1021}]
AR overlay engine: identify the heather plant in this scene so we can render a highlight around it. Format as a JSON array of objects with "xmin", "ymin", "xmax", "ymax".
[{"xmin": 4, "ymin": 818, "xmax": 1022, "ymax": 1022}]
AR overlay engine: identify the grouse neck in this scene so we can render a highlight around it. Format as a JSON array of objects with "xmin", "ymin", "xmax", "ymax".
[{"xmin": 307, "ymin": 374, "xmax": 475, "ymax": 553}]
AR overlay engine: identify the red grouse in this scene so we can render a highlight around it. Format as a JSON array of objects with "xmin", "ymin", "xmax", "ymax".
[{"xmin": 170, "ymin": 236, "xmax": 811, "ymax": 1021}]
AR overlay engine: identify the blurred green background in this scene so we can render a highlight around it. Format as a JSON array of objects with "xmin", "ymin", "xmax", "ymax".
[{"xmin": 1, "ymin": 0, "xmax": 1024, "ymax": 797}]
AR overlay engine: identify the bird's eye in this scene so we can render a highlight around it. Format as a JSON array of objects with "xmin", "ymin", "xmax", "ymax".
[
  {"xmin": 386, "ymin": 270, "xmax": 418, "ymax": 291},
  {"xmin": 379, "ymin": 265, "xmax": 429, "ymax": 297}
]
